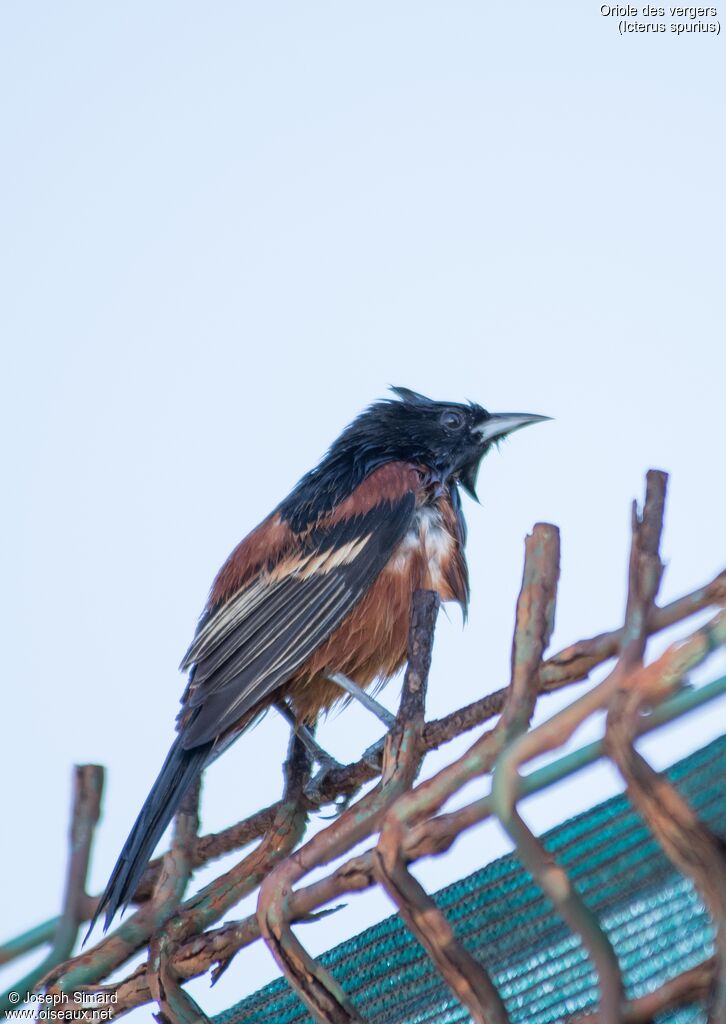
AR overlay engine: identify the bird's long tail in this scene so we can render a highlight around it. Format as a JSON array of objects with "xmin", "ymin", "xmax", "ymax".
[{"xmin": 88, "ymin": 735, "xmax": 211, "ymax": 936}]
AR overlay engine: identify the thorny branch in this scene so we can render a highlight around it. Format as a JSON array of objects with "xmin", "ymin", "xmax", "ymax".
[{"xmin": 3, "ymin": 471, "xmax": 725, "ymax": 1023}]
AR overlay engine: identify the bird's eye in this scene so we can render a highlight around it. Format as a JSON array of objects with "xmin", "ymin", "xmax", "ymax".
[{"xmin": 441, "ymin": 410, "xmax": 465, "ymax": 430}]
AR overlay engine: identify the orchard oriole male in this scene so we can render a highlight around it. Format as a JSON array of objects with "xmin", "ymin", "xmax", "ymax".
[{"xmin": 92, "ymin": 386, "xmax": 548, "ymax": 931}]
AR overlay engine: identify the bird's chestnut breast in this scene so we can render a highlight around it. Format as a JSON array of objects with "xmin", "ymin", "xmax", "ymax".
[{"xmin": 283, "ymin": 490, "xmax": 468, "ymax": 721}]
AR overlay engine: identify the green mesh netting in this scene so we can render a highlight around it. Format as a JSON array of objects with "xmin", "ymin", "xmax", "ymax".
[{"xmin": 215, "ymin": 734, "xmax": 725, "ymax": 1024}]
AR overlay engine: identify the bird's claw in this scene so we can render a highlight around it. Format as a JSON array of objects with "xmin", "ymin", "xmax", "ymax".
[
  {"xmin": 319, "ymin": 794, "xmax": 353, "ymax": 819},
  {"xmin": 306, "ymin": 734, "xmax": 389, "ymax": 818},
  {"xmin": 306, "ymin": 761, "xmax": 351, "ymax": 817}
]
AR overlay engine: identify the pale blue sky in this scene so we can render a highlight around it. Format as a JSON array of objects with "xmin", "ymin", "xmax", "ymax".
[{"xmin": 1, "ymin": 3, "xmax": 724, "ymax": 1019}]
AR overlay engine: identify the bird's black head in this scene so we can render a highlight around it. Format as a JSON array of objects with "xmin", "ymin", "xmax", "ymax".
[
  {"xmin": 351, "ymin": 386, "xmax": 550, "ymax": 501},
  {"xmin": 280, "ymin": 386, "xmax": 549, "ymax": 530}
]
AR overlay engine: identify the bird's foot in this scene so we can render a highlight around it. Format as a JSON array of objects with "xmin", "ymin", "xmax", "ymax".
[
  {"xmin": 278, "ymin": 695, "xmax": 393, "ymax": 817},
  {"xmin": 306, "ymin": 734, "xmax": 389, "ymax": 818},
  {"xmin": 306, "ymin": 760, "xmax": 351, "ymax": 817}
]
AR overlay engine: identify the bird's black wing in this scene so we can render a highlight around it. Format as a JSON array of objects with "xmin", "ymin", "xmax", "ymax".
[{"xmin": 178, "ymin": 490, "xmax": 417, "ymax": 748}]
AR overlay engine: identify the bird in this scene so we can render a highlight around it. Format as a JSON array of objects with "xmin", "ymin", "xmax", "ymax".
[{"xmin": 90, "ymin": 386, "xmax": 548, "ymax": 933}]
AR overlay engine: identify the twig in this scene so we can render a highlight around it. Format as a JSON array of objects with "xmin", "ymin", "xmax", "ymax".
[
  {"xmin": 490, "ymin": 472, "xmax": 669, "ymax": 1024},
  {"xmin": 423, "ymin": 565, "xmax": 724, "ymax": 749},
  {"xmin": 148, "ymin": 931, "xmax": 212, "ymax": 1024},
  {"xmin": 133, "ymin": 803, "xmax": 283, "ymax": 903},
  {"xmin": 171, "ymin": 734, "xmax": 309, "ymax": 947},
  {"xmin": 165, "ymin": 732, "xmax": 309, "ymax": 992},
  {"xmin": 40, "ymin": 776, "xmax": 200, "ymax": 1005},
  {"xmin": 41, "ymin": 738, "xmax": 309, "ymax": 1015},
  {"xmin": 0, "ymin": 765, "xmax": 104, "ymax": 1016},
  {"xmin": 255, "ymin": 589, "xmax": 439, "ymax": 1024},
  {"xmin": 618, "ymin": 469, "xmax": 667, "ymax": 671},
  {"xmin": 606, "ymin": 609, "xmax": 726, "ymax": 1023},
  {"xmin": 373, "ymin": 523, "xmax": 560, "ymax": 1024},
  {"xmin": 144, "ymin": 779, "xmax": 208, "ymax": 1024}
]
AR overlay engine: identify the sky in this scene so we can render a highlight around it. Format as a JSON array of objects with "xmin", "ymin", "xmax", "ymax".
[{"xmin": 1, "ymin": 2, "xmax": 724, "ymax": 1020}]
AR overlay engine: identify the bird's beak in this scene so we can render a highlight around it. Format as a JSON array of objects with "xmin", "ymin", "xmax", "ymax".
[
  {"xmin": 472, "ymin": 412, "xmax": 552, "ymax": 445},
  {"xmin": 459, "ymin": 412, "xmax": 551, "ymax": 500}
]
